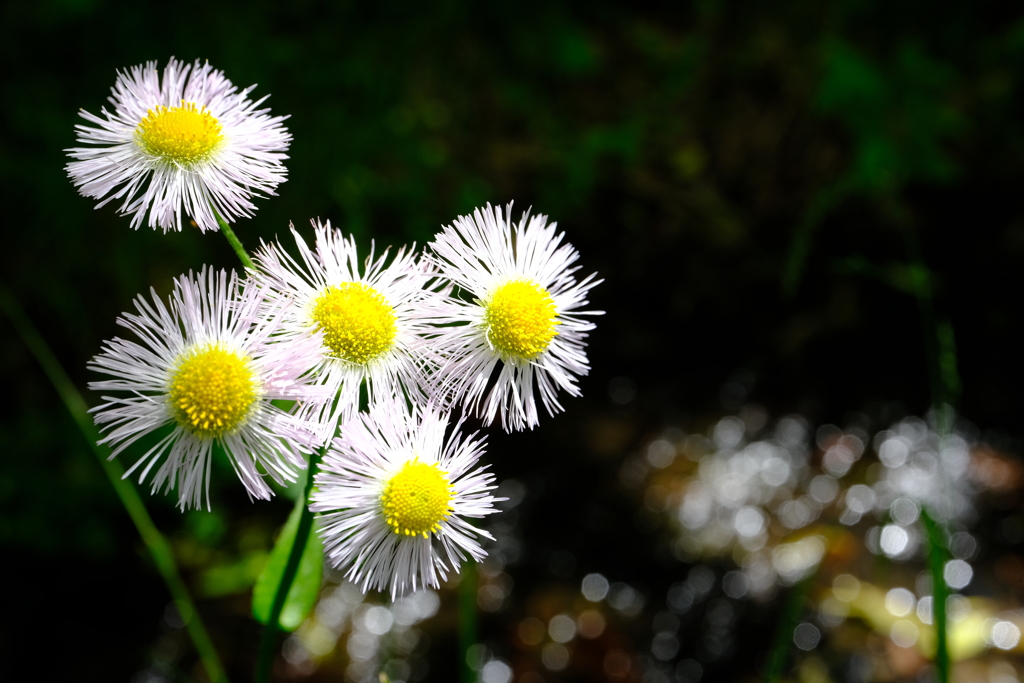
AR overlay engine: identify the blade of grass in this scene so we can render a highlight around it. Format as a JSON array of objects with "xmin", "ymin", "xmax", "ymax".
[
  {"xmin": 763, "ymin": 571, "xmax": 816, "ymax": 683},
  {"xmin": 252, "ymin": 492, "xmax": 324, "ymax": 631},
  {"xmin": 921, "ymin": 507, "xmax": 950, "ymax": 683},
  {"xmin": 459, "ymin": 559, "xmax": 479, "ymax": 683},
  {"xmin": 888, "ymin": 198, "xmax": 952, "ymax": 683},
  {"xmin": 254, "ymin": 446, "xmax": 324, "ymax": 683},
  {"xmin": 0, "ymin": 282, "xmax": 228, "ymax": 683}
]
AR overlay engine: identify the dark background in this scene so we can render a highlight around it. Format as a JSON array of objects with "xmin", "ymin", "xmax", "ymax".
[{"xmin": 3, "ymin": 1, "xmax": 1024, "ymax": 681}]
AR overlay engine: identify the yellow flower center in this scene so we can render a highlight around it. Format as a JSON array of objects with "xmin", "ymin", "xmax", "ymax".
[
  {"xmin": 311, "ymin": 282, "xmax": 397, "ymax": 364},
  {"xmin": 380, "ymin": 459, "xmax": 453, "ymax": 538},
  {"xmin": 136, "ymin": 101, "xmax": 225, "ymax": 164},
  {"xmin": 167, "ymin": 344, "xmax": 259, "ymax": 438},
  {"xmin": 483, "ymin": 278, "xmax": 560, "ymax": 360}
]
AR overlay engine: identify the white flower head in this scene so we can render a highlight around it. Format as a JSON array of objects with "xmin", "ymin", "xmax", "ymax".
[
  {"xmin": 426, "ymin": 202, "xmax": 603, "ymax": 431},
  {"xmin": 88, "ymin": 267, "xmax": 327, "ymax": 510},
  {"xmin": 252, "ymin": 220, "xmax": 443, "ymax": 440},
  {"xmin": 66, "ymin": 58, "xmax": 291, "ymax": 232},
  {"xmin": 311, "ymin": 401, "xmax": 500, "ymax": 598}
]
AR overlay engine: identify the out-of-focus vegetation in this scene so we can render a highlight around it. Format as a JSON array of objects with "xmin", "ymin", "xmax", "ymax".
[{"xmin": 3, "ymin": 1, "xmax": 1024, "ymax": 681}]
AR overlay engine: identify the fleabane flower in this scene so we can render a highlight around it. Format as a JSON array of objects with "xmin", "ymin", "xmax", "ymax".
[
  {"xmin": 88, "ymin": 267, "xmax": 327, "ymax": 510},
  {"xmin": 425, "ymin": 203, "xmax": 603, "ymax": 431},
  {"xmin": 311, "ymin": 401, "xmax": 499, "ymax": 598},
  {"xmin": 66, "ymin": 57, "xmax": 291, "ymax": 232},
  {"xmin": 252, "ymin": 221, "xmax": 443, "ymax": 440}
]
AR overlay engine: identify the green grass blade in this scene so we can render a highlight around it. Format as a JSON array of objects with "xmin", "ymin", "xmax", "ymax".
[
  {"xmin": 255, "ymin": 447, "xmax": 324, "ymax": 683},
  {"xmin": 252, "ymin": 493, "xmax": 324, "ymax": 631},
  {"xmin": 0, "ymin": 282, "xmax": 229, "ymax": 683},
  {"xmin": 921, "ymin": 507, "xmax": 950, "ymax": 683}
]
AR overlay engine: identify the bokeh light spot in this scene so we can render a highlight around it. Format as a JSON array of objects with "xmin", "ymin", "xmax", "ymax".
[
  {"xmin": 793, "ymin": 622, "xmax": 821, "ymax": 650},
  {"xmin": 582, "ymin": 573, "xmax": 609, "ymax": 601},
  {"xmin": 944, "ymin": 559, "xmax": 974, "ymax": 590},
  {"xmin": 884, "ymin": 588, "xmax": 915, "ymax": 617},
  {"xmin": 890, "ymin": 619, "xmax": 919, "ymax": 648}
]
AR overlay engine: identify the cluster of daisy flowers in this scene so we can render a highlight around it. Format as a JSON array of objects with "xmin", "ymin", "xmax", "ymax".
[{"xmin": 71, "ymin": 58, "xmax": 602, "ymax": 599}]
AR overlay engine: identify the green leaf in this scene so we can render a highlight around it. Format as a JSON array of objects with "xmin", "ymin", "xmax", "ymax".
[{"xmin": 252, "ymin": 497, "xmax": 324, "ymax": 631}]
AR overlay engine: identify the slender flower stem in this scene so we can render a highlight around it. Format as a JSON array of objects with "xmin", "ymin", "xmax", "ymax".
[
  {"xmin": 0, "ymin": 282, "xmax": 228, "ymax": 683},
  {"xmin": 213, "ymin": 206, "xmax": 254, "ymax": 270},
  {"xmin": 459, "ymin": 560, "xmax": 479, "ymax": 683},
  {"xmin": 921, "ymin": 509, "xmax": 950, "ymax": 682},
  {"xmin": 255, "ymin": 446, "xmax": 325, "ymax": 683},
  {"xmin": 212, "ymin": 202, "xmax": 318, "ymax": 681},
  {"xmin": 762, "ymin": 570, "xmax": 816, "ymax": 683},
  {"xmin": 889, "ymin": 201, "xmax": 954, "ymax": 683}
]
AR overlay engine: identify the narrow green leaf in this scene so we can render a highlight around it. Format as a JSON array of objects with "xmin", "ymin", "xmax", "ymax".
[
  {"xmin": 0, "ymin": 282, "xmax": 230, "ymax": 683},
  {"xmin": 252, "ymin": 496, "xmax": 323, "ymax": 631},
  {"xmin": 921, "ymin": 507, "xmax": 950, "ymax": 683}
]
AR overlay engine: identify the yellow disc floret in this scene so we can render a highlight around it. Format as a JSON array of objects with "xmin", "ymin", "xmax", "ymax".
[
  {"xmin": 168, "ymin": 343, "xmax": 259, "ymax": 438},
  {"xmin": 136, "ymin": 101, "xmax": 225, "ymax": 164},
  {"xmin": 380, "ymin": 459, "xmax": 454, "ymax": 538},
  {"xmin": 311, "ymin": 282, "xmax": 398, "ymax": 364},
  {"xmin": 483, "ymin": 278, "xmax": 560, "ymax": 360}
]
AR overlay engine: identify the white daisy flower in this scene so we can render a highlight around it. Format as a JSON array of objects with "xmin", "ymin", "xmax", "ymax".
[
  {"xmin": 310, "ymin": 401, "xmax": 499, "ymax": 598},
  {"xmin": 252, "ymin": 220, "xmax": 443, "ymax": 439},
  {"xmin": 88, "ymin": 267, "xmax": 327, "ymax": 510},
  {"xmin": 66, "ymin": 57, "xmax": 291, "ymax": 233},
  {"xmin": 425, "ymin": 203, "xmax": 603, "ymax": 431}
]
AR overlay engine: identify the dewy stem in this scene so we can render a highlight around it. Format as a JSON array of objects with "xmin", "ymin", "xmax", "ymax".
[
  {"xmin": 0, "ymin": 282, "xmax": 228, "ymax": 683},
  {"xmin": 212, "ymin": 206, "xmax": 254, "ymax": 270},
  {"xmin": 255, "ymin": 446, "xmax": 325, "ymax": 683}
]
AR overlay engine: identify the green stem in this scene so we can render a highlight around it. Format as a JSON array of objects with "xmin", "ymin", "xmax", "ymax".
[
  {"xmin": 884, "ymin": 197, "xmax": 961, "ymax": 411},
  {"xmin": 782, "ymin": 179, "xmax": 852, "ymax": 298},
  {"xmin": 255, "ymin": 447, "xmax": 324, "ymax": 683},
  {"xmin": 212, "ymin": 206, "xmax": 254, "ymax": 270},
  {"xmin": 459, "ymin": 560, "xmax": 479, "ymax": 683},
  {"xmin": 921, "ymin": 509, "xmax": 950, "ymax": 683},
  {"xmin": 763, "ymin": 570, "xmax": 816, "ymax": 683},
  {"xmin": 0, "ymin": 283, "xmax": 228, "ymax": 683},
  {"xmin": 886, "ymin": 198, "xmax": 954, "ymax": 683}
]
